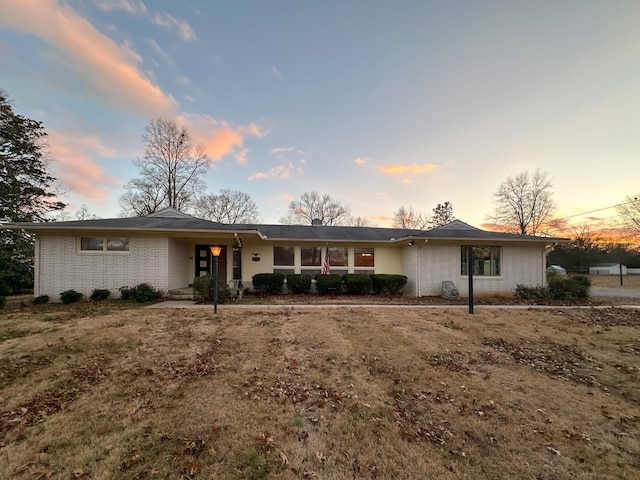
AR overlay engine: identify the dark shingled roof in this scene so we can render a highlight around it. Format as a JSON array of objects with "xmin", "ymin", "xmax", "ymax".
[{"xmin": 2, "ymin": 209, "xmax": 567, "ymax": 244}]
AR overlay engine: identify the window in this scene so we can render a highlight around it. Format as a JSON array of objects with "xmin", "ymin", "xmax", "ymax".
[
  {"xmin": 273, "ymin": 246, "xmax": 294, "ymax": 266},
  {"xmin": 461, "ymin": 246, "xmax": 500, "ymax": 276},
  {"xmin": 301, "ymin": 246, "xmax": 321, "ymax": 266},
  {"xmin": 80, "ymin": 237, "xmax": 129, "ymax": 252},
  {"xmin": 354, "ymin": 248, "xmax": 374, "ymax": 268},
  {"xmin": 328, "ymin": 247, "xmax": 348, "ymax": 267}
]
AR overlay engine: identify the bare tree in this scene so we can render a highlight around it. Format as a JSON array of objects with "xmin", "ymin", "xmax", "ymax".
[
  {"xmin": 489, "ymin": 169, "xmax": 556, "ymax": 235},
  {"xmin": 350, "ymin": 216, "xmax": 377, "ymax": 227},
  {"xmin": 617, "ymin": 194, "xmax": 640, "ymax": 236},
  {"xmin": 392, "ymin": 205, "xmax": 430, "ymax": 229},
  {"xmin": 280, "ymin": 191, "xmax": 352, "ymax": 226},
  {"xmin": 571, "ymin": 223, "xmax": 602, "ymax": 250},
  {"xmin": 430, "ymin": 201, "xmax": 454, "ymax": 227},
  {"xmin": 192, "ymin": 189, "xmax": 260, "ymax": 224},
  {"xmin": 120, "ymin": 119, "xmax": 209, "ymax": 215}
]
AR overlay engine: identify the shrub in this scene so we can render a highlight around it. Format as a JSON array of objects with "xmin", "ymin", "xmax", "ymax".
[
  {"xmin": 370, "ymin": 274, "xmax": 408, "ymax": 295},
  {"xmin": 33, "ymin": 295, "xmax": 50, "ymax": 305},
  {"xmin": 548, "ymin": 275, "xmax": 591, "ymax": 300},
  {"xmin": 252, "ymin": 273, "xmax": 284, "ymax": 295},
  {"xmin": 343, "ymin": 274, "xmax": 373, "ymax": 295},
  {"xmin": 315, "ymin": 274, "xmax": 343, "ymax": 295},
  {"xmin": 285, "ymin": 274, "xmax": 312, "ymax": 294},
  {"xmin": 60, "ymin": 289, "xmax": 83, "ymax": 304},
  {"xmin": 515, "ymin": 284, "xmax": 549, "ymax": 301},
  {"xmin": 90, "ymin": 289, "xmax": 111, "ymax": 302},
  {"xmin": 193, "ymin": 275, "xmax": 231, "ymax": 303},
  {"xmin": 0, "ymin": 296, "xmax": 4, "ymax": 310},
  {"xmin": 119, "ymin": 283, "xmax": 161, "ymax": 303}
]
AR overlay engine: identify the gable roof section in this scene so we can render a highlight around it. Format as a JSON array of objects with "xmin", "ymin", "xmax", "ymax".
[{"xmin": 2, "ymin": 210, "xmax": 568, "ymax": 244}]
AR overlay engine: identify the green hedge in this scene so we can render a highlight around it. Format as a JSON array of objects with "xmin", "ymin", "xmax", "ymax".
[
  {"xmin": 315, "ymin": 274, "xmax": 343, "ymax": 294},
  {"xmin": 60, "ymin": 289, "xmax": 83, "ymax": 304},
  {"xmin": 119, "ymin": 283, "xmax": 162, "ymax": 303},
  {"xmin": 286, "ymin": 274, "xmax": 312, "ymax": 294},
  {"xmin": 343, "ymin": 274, "xmax": 373, "ymax": 295},
  {"xmin": 516, "ymin": 274, "xmax": 591, "ymax": 301},
  {"xmin": 370, "ymin": 274, "xmax": 408, "ymax": 294},
  {"xmin": 252, "ymin": 273, "xmax": 285, "ymax": 295},
  {"xmin": 90, "ymin": 289, "xmax": 111, "ymax": 302},
  {"xmin": 193, "ymin": 274, "xmax": 231, "ymax": 303},
  {"xmin": 548, "ymin": 274, "xmax": 591, "ymax": 299}
]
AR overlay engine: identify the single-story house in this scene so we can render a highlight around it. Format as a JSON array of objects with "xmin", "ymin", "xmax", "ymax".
[
  {"xmin": 2, "ymin": 208, "xmax": 568, "ymax": 301},
  {"xmin": 589, "ymin": 263, "xmax": 627, "ymax": 276}
]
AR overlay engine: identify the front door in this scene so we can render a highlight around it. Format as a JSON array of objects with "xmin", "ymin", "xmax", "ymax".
[{"xmin": 195, "ymin": 245, "xmax": 227, "ymax": 283}]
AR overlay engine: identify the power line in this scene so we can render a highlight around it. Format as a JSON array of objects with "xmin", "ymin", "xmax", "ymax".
[{"xmin": 554, "ymin": 198, "xmax": 639, "ymax": 223}]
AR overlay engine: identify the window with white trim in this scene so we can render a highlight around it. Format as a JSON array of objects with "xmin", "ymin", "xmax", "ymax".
[
  {"xmin": 461, "ymin": 246, "xmax": 500, "ymax": 276},
  {"xmin": 80, "ymin": 237, "xmax": 129, "ymax": 252}
]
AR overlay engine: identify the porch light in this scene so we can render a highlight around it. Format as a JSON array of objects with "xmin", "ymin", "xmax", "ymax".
[{"xmin": 210, "ymin": 245, "xmax": 222, "ymax": 257}]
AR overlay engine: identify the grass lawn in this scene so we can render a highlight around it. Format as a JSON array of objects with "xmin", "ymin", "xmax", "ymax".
[{"xmin": 1, "ymin": 300, "xmax": 639, "ymax": 479}]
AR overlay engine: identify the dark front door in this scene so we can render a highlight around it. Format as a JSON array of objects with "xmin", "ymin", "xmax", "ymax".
[{"xmin": 195, "ymin": 245, "xmax": 227, "ymax": 283}]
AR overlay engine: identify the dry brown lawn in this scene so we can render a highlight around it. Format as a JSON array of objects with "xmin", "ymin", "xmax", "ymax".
[
  {"xmin": 590, "ymin": 274, "xmax": 640, "ymax": 290},
  {"xmin": 1, "ymin": 300, "xmax": 639, "ymax": 479}
]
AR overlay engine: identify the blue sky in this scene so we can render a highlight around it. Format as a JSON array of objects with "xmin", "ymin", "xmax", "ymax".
[{"xmin": 1, "ymin": 0, "xmax": 639, "ymax": 229}]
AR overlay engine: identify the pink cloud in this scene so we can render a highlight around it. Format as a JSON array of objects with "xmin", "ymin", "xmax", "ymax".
[
  {"xmin": 179, "ymin": 113, "xmax": 266, "ymax": 163},
  {"xmin": 355, "ymin": 157, "xmax": 369, "ymax": 165},
  {"xmin": 248, "ymin": 162, "xmax": 302, "ymax": 181},
  {"xmin": 47, "ymin": 130, "xmax": 123, "ymax": 200},
  {"xmin": 280, "ymin": 193, "xmax": 294, "ymax": 201},
  {"xmin": 0, "ymin": 0, "xmax": 177, "ymax": 118},
  {"xmin": 376, "ymin": 163, "xmax": 439, "ymax": 175}
]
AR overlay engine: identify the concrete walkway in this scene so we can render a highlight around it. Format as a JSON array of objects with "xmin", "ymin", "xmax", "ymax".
[{"xmin": 148, "ymin": 301, "xmax": 640, "ymax": 310}]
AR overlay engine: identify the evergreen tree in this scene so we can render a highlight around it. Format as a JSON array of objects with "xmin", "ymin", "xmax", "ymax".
[{"xmin": 0, "ymin": 90, "xmax": 66, "ymax": 292}]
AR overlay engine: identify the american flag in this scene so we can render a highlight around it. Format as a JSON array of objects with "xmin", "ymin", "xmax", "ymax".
[{"xmin": 321, "ymin": 245, "xmax": 330, "ymax": 274}]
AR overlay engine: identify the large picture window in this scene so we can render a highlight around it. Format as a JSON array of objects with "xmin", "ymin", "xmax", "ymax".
[
  {"xmin": 273, "ymin": 246, "xmax": 294, "ymax": 266},
  {"xmin": 80, "ymin": 237, "xmax": 129, "ymax": 252},
  {"xmin": 301, "ymin": 246, "xmax": 321, "ymax": 266},
  {"xmin": 354, "ymin": 248, "xmax": 374, "ymax": 267},
  {"xmin": 461, "ymin": 246, "xmax": 500, "ymax": 276},
  {"xmin": 328, "ymin": 247, "xmax": 348, "ymax": 267}
]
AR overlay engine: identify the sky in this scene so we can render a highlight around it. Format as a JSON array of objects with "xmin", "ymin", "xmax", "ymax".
[{"xmin": 1, "ymin": 0, "xmax": 639, "ymax": 230}]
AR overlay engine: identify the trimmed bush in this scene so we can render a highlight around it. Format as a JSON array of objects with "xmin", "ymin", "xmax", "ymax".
[
  {"xmin": 193, "ymin": 274, "xmax": 231, "ymax": 303},
  {"xmin": 548, "ymin": 275, "xmax": 591, "ymax": 300},
  {"xmin": 515, "ymin": 284, "xmax": 549, "ymax": 301},
  {"xmin": 370, "ymin": 274, "xmax": 408, "ymax": 295},
  {"xmin": 119, "ymin": 283, "xmax": 161, "ymax": 303},
  {"xmin": 285, "ymin": 274, "xmax": 312, "ymax": 294},
  {"xmin": 315, "ymin": 274, "xmax": 343, "ymax": 295},
  {"xmin": 343, "ymin": 274, "xmax": 373, "ymax": 295},
  {"xmin": 33, "ymin": 295, "xmax": 50, "ymax": 305},
  {"xmin": 60, "ymin": 289, "xmax": 83, "ymax": 304},
  {"xmin": 252, "ymin": 273, "xmax": 284, "ymax": 295},
  {"xmin": 90, "ymin": 289, "xmax": 111, "ymax": 302}
]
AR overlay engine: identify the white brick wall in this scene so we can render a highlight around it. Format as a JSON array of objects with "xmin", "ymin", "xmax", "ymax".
[
  {"xmin": 417, "ymin": 244, "xmax": 545, "ymax": 296},
  {"xmin": 36, "ymin": 236, "xmax": 171, "ymax": 300}
]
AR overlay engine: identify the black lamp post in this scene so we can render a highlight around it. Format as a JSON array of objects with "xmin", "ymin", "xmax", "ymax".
[{"xmin": 210, "ymin": 245, "xmax": 222, "ymax": 313}]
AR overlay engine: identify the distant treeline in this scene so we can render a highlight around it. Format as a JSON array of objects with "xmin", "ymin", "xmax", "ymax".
[{"xmin": 547, "ymin": 243, "xmax": 640, "ymax": 273}]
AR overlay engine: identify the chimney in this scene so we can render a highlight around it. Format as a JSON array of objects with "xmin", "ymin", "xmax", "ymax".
[{"xmin": 311, "ymin": 218, "xmax": 322, "ymax": 226}]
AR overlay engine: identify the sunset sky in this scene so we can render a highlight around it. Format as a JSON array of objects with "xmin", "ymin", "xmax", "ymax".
[{"xmin": 1, "ymin": 0, "xmax": 639, "ymax": 231}]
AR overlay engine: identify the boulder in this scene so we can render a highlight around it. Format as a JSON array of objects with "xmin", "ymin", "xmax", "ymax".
[{"xmin": 441, "ymin": 281, "xmax": 460, "ymax": 300}]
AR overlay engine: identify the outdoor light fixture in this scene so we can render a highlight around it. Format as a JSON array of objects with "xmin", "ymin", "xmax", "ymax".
[{"xmin": 209, "ymin": 246, "xmax": 222, "ymax": 313}]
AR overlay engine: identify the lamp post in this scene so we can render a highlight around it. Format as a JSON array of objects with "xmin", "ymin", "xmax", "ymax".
[{"xmin": 210, "ymin": 245, "xmax": 222, "ymax": 314}]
